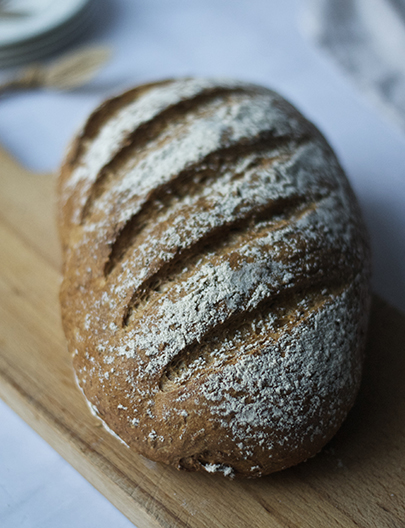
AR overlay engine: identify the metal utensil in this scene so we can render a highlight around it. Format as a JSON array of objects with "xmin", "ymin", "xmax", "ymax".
[{"xmin": 0, "ymin": 44, "xmax": 112, "ymax": 94}]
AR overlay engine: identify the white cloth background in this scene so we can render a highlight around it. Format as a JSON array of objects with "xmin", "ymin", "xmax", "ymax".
[
  {"xmin": 1, "ymin": 0, "xmax": 405, "ymax": 526},
  {"xmin": 302, "ymin": 0, "xmax": 405, "ymax": 132}
]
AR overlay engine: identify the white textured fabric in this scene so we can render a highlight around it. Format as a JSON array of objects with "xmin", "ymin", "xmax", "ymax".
[{"xmin": 302, "ymin": 0, "xmax": 405, "ymax": 131}]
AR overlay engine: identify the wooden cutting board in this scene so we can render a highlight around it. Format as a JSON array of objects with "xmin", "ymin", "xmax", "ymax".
[{"xmin": 0, "ymin": 144, "xmax": 404, "ymax": 528}]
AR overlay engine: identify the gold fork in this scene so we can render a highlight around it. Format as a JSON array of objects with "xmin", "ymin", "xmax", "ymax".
[{"xmin": 0, "ymin": 45, "xmax": 112, "ymax": 94}]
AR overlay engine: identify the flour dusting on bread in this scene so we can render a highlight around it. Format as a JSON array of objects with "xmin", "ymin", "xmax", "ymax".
[{"xmin": 58, "ymin": 78, "xmax": 371, "ymax": 477}]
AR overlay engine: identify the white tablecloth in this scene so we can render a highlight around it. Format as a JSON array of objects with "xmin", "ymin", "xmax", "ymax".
[{"xmin": 1, "ymin": 1, "xmax": 405, "ymax": 526}]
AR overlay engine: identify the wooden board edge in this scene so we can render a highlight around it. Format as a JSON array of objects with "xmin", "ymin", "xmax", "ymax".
[
  {"xmin": 0, "ymin": 144, "xmax": 53, "ymax": 179},
  {"xmin": 0, "ymin": 365, "xmax": 170, "ymax": 528}
]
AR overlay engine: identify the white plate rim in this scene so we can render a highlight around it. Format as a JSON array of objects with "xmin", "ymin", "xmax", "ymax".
[
  {"xmin": 0, "ymin": 0, "xmax": 92, "ymax": 47},
  {"xmin": 0, "ymin": 3, "xmax": 95, "ymax": 66}
]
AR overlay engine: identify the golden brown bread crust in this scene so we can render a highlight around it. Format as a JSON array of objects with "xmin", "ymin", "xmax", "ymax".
[{"xmin": 58, "ymin": 78, "xmax": 371, "ymax": 478}]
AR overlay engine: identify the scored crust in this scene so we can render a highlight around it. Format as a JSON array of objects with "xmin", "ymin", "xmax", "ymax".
[{"xmin": 58, "ymin": 78, "xmax": 371, "ymax": 478}]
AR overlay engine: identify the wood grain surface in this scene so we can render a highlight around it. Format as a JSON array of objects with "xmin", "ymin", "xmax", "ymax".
[{"xmin": 0, "ymin": 145, "xmax": 404, "ymax": 528}]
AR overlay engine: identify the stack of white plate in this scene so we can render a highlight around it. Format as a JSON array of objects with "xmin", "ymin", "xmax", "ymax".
[{"xmin": 0, "ymin": 0, "xmax": 95, "ymax": 67}]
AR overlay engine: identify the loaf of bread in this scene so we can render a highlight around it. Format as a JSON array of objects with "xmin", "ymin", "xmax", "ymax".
[{"xmin": 58, "ymin": 78, "xmax": 371, "ymax": 478}]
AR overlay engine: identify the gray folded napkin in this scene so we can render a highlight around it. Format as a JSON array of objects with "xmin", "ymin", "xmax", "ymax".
[{"xmin": 302, "ymin": 0, "xmax": 405, "ymax": 132}]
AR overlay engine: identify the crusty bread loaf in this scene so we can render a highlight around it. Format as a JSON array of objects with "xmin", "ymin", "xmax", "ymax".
[{"xmin": 58, "ymin": 78, "xmax": 371, "ymax": 478}]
